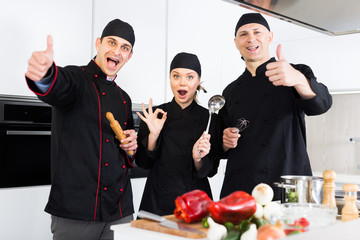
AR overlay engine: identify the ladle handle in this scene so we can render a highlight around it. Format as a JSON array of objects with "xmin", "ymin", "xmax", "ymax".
[
  {"xmin": 205, "ymin": 112, "xmax": 212, "ymax": 134},
  {"xmin": 198, "ymin": 112, "xmax": 212, "ymax": 157}
]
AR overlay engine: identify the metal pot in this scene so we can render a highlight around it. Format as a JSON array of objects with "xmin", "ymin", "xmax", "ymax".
[{"xmin": 274, "ymin": 175, "xmax": 324, "ymax": 204}]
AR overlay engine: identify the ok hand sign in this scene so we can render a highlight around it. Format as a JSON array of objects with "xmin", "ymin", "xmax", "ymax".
[{"xmin": 137, "ymin": 98, "xmax": 167, "ymax": 138}]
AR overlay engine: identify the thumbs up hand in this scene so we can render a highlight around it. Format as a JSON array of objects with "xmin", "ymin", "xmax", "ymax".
[
  {"xmin": 265, "ymin": 44, "xmax": 306, "ymax": 88},
  {"xmin": 25, "ymin": 35, "xmax": 54, "ymax": 81}
]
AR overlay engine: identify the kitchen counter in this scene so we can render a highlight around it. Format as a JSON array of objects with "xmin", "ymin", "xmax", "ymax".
[
  {"xmin": 111, "ymin": 223, "xmax": 207, "ymax": 240},
  {"xmin": 286, "ymin": 218, "xmax": 360, "ymax": 239},
  {"xmin": 111, "ymin": 218, "xmax": 360, "ymax": 240}
]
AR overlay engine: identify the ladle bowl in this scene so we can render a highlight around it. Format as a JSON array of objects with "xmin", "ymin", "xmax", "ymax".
[{"xmin": 205, "ymin": 95, "xmax": 225, "ymax": 133}]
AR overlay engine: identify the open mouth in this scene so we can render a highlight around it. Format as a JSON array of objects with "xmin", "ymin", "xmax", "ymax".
[
  {"xmin": 178, "ymin": 90, "xmax": 187, "ymax": 96},
  {"xmin": 107, "ymin": 57, "xmax": 120, "ymax": 68},
  {"xmin": 246, "ymin": 46, "xmax": 259, "ymax": 51}
]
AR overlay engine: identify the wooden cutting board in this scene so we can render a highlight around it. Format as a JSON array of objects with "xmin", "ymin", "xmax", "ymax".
[{"xmin": 130, "ymin": 214, "xmax": 208, "ymax": 239}]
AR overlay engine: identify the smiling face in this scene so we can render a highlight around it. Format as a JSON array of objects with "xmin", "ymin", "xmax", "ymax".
[
  {"xmin": 94, "ymin": 36, "xmax": 133, "ymax": 79},
  {"xmin": 170, "ymin": 68, "xmax": 200, "ymax": 109},
  {"xmin": 234, "ymin": 23, "xmax": 273, "ymax": 66}
]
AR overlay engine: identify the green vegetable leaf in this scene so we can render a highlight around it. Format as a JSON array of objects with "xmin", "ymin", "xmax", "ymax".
[
  {"xmin": 250, "ymin": 217, "xmax": 268, "ymax": 229},
  {"xmin": 238, "ymin": 220, "xmax": 251, "ymax": 235},
  {"xmin": 224, "ymin": 222, "xmax": 235, "ymax": 231},
  {"xmin": 202, "ymin": 217, "xmax": 209, "ymax": 228},
  {"xmin": 224, "ymin": 229, "xmax": 241, "ymax": 240}
]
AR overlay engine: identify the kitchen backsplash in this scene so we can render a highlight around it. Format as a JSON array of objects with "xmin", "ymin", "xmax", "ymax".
[{"xmin": 306, "ymin": 93, "xmax": 360, "ymax": 176}]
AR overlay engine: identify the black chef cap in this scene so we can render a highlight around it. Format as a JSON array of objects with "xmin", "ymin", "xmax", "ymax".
[
  {"xmin": 101, "ymin": 19, "xmax": 135, "ymax": 47},
  {"xmin": 170, "ymin": 52, "xmax": 201, "ymax": 77},
  {"xmin": 234, "ymin": 13, "xmax": 270, "ymax": 36}
]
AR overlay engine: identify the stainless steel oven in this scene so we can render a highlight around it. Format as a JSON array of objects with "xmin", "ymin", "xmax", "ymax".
[
  {"xmin": 0, "ymin": 95, "xmax": 52, "ymax": 188},
  {"xmin": 0, "ymin": 96, "xmax": 147, "ymax": 188}
]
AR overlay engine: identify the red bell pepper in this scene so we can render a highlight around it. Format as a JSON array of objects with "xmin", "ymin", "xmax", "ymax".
[
  {"xmin": 174, "ymin": 189, "xmax": 213, "ymax": 223},
  {"xmin": 208, "ymin": 191, "xmax": 256, "ymax": 225}
]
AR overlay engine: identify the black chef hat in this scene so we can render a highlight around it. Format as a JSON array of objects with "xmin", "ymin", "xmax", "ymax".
[
  {"xmin": 101, "ymin": 19, "xmax": 135, "ymax": 47},
  {"xmin": 170, "ymin": 52, "xmax": 201, "ymax": 77},
  {"xmin": 234, "ymin": 13, "xmax": 270, "ymax": 36}
]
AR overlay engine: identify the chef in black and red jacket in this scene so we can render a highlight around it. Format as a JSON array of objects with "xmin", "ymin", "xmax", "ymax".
[{"xmin": 25, "ymin": 19, "xmax": 138, "ymax": 240}]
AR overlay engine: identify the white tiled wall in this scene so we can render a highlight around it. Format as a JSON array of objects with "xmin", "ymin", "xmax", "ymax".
[{"xmin": 306, "ymin": 93, "xmax": 360, "ymax": 176}]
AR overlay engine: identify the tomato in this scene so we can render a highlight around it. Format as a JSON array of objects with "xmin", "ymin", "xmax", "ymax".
[
  {"xmin": 257, "ymin": 224, "xmax": 286, "ymax": 240},
  {"xmin": 293, "ymin": 217, "xmax": 309, "ymax": 227}
]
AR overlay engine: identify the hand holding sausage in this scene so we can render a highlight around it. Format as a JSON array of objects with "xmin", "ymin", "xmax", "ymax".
[
  {"xmin": 119, "ymin": 129, "xmax": 138, "ymax": 154},
  {"xmin": 106, "ymin": 112, "xmax": 136, "ymax": 155}
]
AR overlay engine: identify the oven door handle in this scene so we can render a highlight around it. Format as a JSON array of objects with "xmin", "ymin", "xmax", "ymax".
[{"xmin": 6, "ymin": 130, "xmax": 51, "ymax": 136}]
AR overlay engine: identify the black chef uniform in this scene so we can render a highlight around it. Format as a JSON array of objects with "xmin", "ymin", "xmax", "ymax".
[
  {"xmin": 219, "ymin": 57, "xmax": 332, "ymax": 200},
  {"xmin": 26, "ymin": 59, "xmax": 135, "ymax": 221},
  {"xmin": 135, "ymin": 99, "xmax": 221, "ymax": 216}
]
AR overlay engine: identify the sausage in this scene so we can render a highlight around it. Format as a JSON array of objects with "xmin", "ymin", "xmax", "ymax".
[{"xmin": 105, "ymin": 112, "xmax": 134, "ymax": 156}]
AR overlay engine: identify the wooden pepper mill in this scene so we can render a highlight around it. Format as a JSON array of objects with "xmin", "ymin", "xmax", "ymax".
[
  {"xmin": 342, "ymin": 184, "xmax": 359, "ymax": 222},
  {"xmin": 322, "ymin": 169, "xmax": 337, "ymax": 208}
]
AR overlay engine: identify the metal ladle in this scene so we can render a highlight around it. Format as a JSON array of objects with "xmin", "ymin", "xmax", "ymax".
[
  {"xmin": 204, "ymin": 95, "xmax": 225, "ymax": 133},
  {"xmin": 198, "ymin": 95, "xmax": 225, "ymax": 156}
]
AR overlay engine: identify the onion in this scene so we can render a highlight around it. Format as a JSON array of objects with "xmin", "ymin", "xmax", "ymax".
[
  {"xmin": 257, "ymin": 224, "xmax": 286, "ymax": 240},
  {"xmin": 251, "ymin": 183, "xmax": 274, "ymax": 205},
  {"xmin": 207, "ymin": 217, "xmax": 227, "ymax": 240},
  {"xmin": 240, "ymin": 223, "xmax": 257, "ymax": 240},
  {"xmin": 254, "ymin": 202, "xmax": 264, "ymax": 218},
  {"xmin": 263, "ymin": 201, "xmax": 282, "ymax": 222}
]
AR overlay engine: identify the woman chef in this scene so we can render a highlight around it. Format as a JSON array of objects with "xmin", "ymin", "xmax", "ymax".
[{"xmin": 135, "ymin": 52, "xmax": 221, "ymax": 215}]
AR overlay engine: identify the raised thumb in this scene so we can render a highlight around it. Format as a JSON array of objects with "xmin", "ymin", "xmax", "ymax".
[
  {"xmin": 276, "ymin": 44, "xmax": 285, "ymax": 61},
  {"xmin": 45, "ymin": 35, "xmax": 54, "ymax": 55}
]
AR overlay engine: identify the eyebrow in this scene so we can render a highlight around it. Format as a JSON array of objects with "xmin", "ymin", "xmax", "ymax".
[
  {"xmin": 107, "ymin": 37, "xmax": 117, "ymax": 42},
  {"xmin": 107, "ymin": 37, "xmax": 132, "ymax": 49},
  {"xmin": 172, "ymin": 70, "xmax": 196, "ymax": 75},
  {"xmin": 239, "ymin": 28, "xmax": 261, "ymax": 34}
]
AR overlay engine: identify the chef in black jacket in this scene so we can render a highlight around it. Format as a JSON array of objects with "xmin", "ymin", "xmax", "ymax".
[
  {"xmin": 25, "ymin": 19, "xmax": 137, "ymax": 240},
  {"xmin": 135, "ymin": 52, "xmax": 221, "ymax": 215},
  {"xmin": 219, "ymin": 13, "xmax": 332, "ymax": 200}
]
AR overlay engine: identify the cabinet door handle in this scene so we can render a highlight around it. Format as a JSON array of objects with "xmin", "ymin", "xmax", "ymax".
[{"xmin": 6, "ymin": 130, "xmax": 51, "ymax": 136}]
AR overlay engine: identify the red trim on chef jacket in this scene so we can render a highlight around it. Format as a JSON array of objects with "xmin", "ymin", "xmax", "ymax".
[
  {"xmin": 118, "ymin": 158, "xmax": 125, "ymax": 218},
  {"xmin": 26, "ymin": 62, "xmax": 58, "ymax": 97},
  {"xmin": 92, "ymin": 81, "xmax": 103, "ymax": 221}
]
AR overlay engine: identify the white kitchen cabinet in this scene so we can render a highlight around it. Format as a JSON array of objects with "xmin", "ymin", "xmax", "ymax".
[
  {"xmin": 0, "ymin": 186, "xmax": 52, "ymax": 240},
  {"xmin": 92, "ymin": 0, "xmax": 168, "ymax": 105},
  {"xmin": 0, "ymin": 0, "xmax": 92, "ymax": 97},
  {"xmin": 167, "ymin": 0, "xmax": 360, "ymax": 98},
  {"xmin": 166, "ymin": 0, "xmax": 245, "ymax": 108},
  {"xmin": 3, "ymin": 0, "xmax": 360, "ymax": 99}
]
